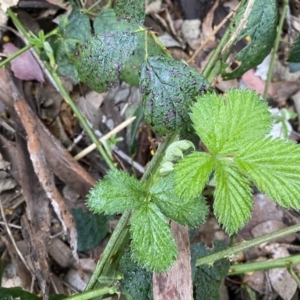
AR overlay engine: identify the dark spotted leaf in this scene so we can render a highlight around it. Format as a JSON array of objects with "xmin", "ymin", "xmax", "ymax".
[
  {"xmin": 139, "ymin": 56, "xmax": 209, "ymax": 135},
  {"xmin": 115, "ymin": 0, "xmax": 145, "ymax": 25},
  {"xmin": 72, "ymin": 29, "xmax": 138, "ymax": 93},
  {"xmin": 288, "ymin": 33, "xmax": 300, "ymax": 63},
  {"xmin": 191, "ymin": 241, "xmax": 229, "ymax": 300},
  {"xmin": 221, "ymin": 0, "xmax": 277, "ymax": 79},
  {"xmin": 54, "ymin": 8, "xmax": 92, "ymax": 82}
]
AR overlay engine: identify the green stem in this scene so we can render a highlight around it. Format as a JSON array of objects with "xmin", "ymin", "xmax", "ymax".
[
  {"xmin": 263, "ymin": 0, "xmax": 288, "ymax": 100},
  {"xmin": 85, "ymin": 133, "xmax": 178, "ymax": 291},
  {"xmin": 288, "ymin": 266, "xmax": 300, "ymax": 288},
  {"xmin": 7, "ymin": 8, "xmax": 115, "ymax": 170},
  {"xmin": 52, "ymin": 72, "xmax": 116, "ymax": 170},
  {"xmin": 229, "ymin": 253, "xmax": 300, "ymax": 275},
  {"xmin": 0, "ymin": 44, "xmax": 32, "ymax": 68},
  {"xmin": 202, "ymin": 0, "xmax": 247, "ymax": 79},
  {"xmin": 197, "ymin": 223, "xmax": 300, "ymax": 267},
  {"xmin": 62, "ymin": 286, "xmax": 117, "ymax": 300}
]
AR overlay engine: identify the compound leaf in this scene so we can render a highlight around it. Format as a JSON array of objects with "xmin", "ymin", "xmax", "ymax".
[
  {"xmin": 221, "ymin": 0, "xmax": 277, "ymax": 79},
  {"xmin": 191, "ymin": 241, "xmax": 229, "ymax": 300},
  {"xmin": 288, "ymin": 33, "xmax": 300, "ymax": 63},
  {"xmin": 130, "ymin": 202, "xmax": 177, "ymax": 272},
  {"xmin": 140, "ymin": 55, "xmax": 209, "ymax": 136},
  {"xmin": 214, "ymin": 160, "xmax": 253, "ymax": 234},
  {"xmin": 115, "ymin": 0, "xmax": 145, "ymax": 25},
  {"xmin": 120, "ymin": 249, "xmax": 153, "ymax": 300},
  {"xmin": 191, "ymin": 89, "xmax": 272, "ymax": 155},
  {"xmin": 150, "ymin": 173, "xmax": 208, "ymax": 228},
  {"xmin": 235, "ymin": 138, "xmax": 300, "ymax": 209},
  {"xmin": 174, "ymin": 152, "xmax": 214, "ymax": 200},
  {"xmin": 87, "ymin": 170, "xmax": 146, "ymax": 214},
  {"xmin": 71, "ymin": 208, "xmax": 109, "ymax": 251},
  {"xmin": 72, "ymin": 29, "xmax": 138, "ymax": 93}
]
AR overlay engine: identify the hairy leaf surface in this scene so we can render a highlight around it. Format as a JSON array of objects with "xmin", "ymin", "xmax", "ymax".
[
  {"xmin": 235, "ymin": 138, "xmax": 300, "ymax": 209},
  {"xmin": 87, "ymin": 170, "xmax": 146, "ymax": 214},
  {"xmin": 150, "ymin": 174, "xmax": 208, "ymax": 227},
  {"xmin": 191, "ymin": 242, "xmax": 229, "ymax": 300},
  {"xmin": 72, "ymin": 29, "xmax": 138, "ymax": 93},
  {"xmin": 140, "ymin": 55, "xmax": 209, "ymax": 135},
  {"xmin": 288, "ymin": 33, "xmax": 300, "ymax": 63},
  {"xmin": 191, "ymin": 89, "xmax": 271, "ymax": 155},
  {"xmin": 120, "ymin": 249, "xmax": 153, "ymax": 300},
  {"xmin": 222, "ymin": 0, "xmax": 277, "ymax": 79},
  {"xmin": 94, "ymin": 9, "xmax": 165, "ymax": 86},
  {"xmin": 115, "ymin": 0, "xmax": 145, "ymax": 25},
  {"xmin": 174, "ymin": 152, "xmax": 214, "ymax": 200},
  {"xmin": 214, "ymin": 160, "xmax": 253, "ymax": 234},
  {"xmin": 130, "ymin": 202, "xmax": 177, "ymax": 272}
]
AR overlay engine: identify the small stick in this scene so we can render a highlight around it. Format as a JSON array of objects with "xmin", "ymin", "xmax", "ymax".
[
  {"xmin": 0, "ymin": 198, "xmax": 31, "ymax": 272},
  {"xmin": 74, "ymin": 116, "xmax": 136, "ymax": 160},
  {"xmin": 188, "ymin": 2, "xmax": 241, "ymax": 64}
]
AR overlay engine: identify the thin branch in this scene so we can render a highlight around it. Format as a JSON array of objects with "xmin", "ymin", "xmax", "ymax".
[
  {"xmin": 0, "ymin": 197, "xmax": 31, "ymax": 272},
  {"xmin": 188, "ymin": 2, "xmax": 241, "ymax": 63}
]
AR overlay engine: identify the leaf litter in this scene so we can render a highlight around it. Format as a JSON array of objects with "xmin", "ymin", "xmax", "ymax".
[{"xmin": 1, "ymin": 1, "xmax": 300, "ymax": 300}]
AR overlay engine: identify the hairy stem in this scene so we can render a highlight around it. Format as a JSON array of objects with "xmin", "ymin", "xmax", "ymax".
[
  {"xmin": 62, "ymin": 286, "xmax": 117, "ymax": 300},
  {"xmin": 197, "ymin": 223, "xmax": 300, "ymax": 267},
  {"xmin": 229, "ymin": 253, "xmax": 300, "ymax": 275}
]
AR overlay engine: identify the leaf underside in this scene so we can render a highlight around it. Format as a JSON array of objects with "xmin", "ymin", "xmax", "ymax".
[
  {"xmin": 87, "ymin": 170, "xmax": 146, "ymax": 214},
  {"xmin": 130, "ymin": 202, "xmax": 178, "ymax": 272},
  {"xmin": 140, "ymin": 55, "xmax": 209, "ymax": 136},
  {"xmin": 222, "ymin": 0, "xmax": 278, "ymax": 79}
]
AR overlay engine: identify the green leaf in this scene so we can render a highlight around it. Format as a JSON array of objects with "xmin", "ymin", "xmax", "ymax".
[
  {"xmin": 214, "ymin": 159, "xmax": 253, "ymax": 234},
  {"xmin": 191, "ymin": 241, "xmax": 229, "ymax": 300},
  {"xmin": 191, "ymin": 89, "xmax": 272, "ymax": 155},
  {"xmin": 120, "ymin": 248, "xmax": 153, "ymax": 300},
  {"xmin": 0, "ymin": 287, "xmax": 40, "ymax": 300},
  {"xmin": 235, "ymin": 138, "xmax": 300, "ymax": 209},
  {"xmin": 94, "ymin": 9, "xmax": 165, "ymax": 86},
  {"xmin": 221, "ymin": 0, "xmax": 278, "ymax": 79},
  {"xmin": 160, "ymin": 140, "xmax": 195, "ymax": 175},
  {"xmin": 174, "ymin": 152, "xmax": 214, "ymax": 199},
  {"xmin": 54, "ymin": 7, "xmax": 92, "ymax": 82},
  {"xmin": 150, "ymin": 173, "xmax": 208, "ymax": 228},
  {"xmin": 115, "ymin": 0, "xmax": 145, "ymax": 25},
  {"xmin": 71, "ymin": 208, "xmax": 109, "ymax": 251},
  {"xmin": 72, "ymin": 29, "xmax": 138, "ymax": 93},
  {"xmin": 120, "ymin": 31, "xmax": 166, "ymax": 86},
  {"xmin": 87, "ymin": 170, "xmax": 146, "ymax": 214},
  {"xmin": 288, "ymin": 33, "xmax": 300, "ymax": 63},
  {"xmin": 140, "ymin": 55, "xmax": 209, "ymax": 135},
  {"xmin": 130, "ymin": 202, "xmax": 177, "ymax": 272}
]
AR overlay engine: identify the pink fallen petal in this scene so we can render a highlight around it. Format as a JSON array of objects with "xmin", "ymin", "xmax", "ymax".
[
  {"xmin": 241, "ymin": 69, "xmax": 273, "ymax": 96},
  {"xmin": 3, "ymin": 43, "xmax": 44, "ymax": 82}
]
